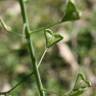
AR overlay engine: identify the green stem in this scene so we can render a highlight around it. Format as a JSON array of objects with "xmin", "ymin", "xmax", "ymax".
[
  {"xmin": 0, "ymin": 47, "xmax": 48, "ymax": 95},
  {"xmin": 30, "ymin": 21, "xmax": 61, "ymax": 34},
  {"xmin": 0, "ymin": 16, "xmax": 11, "ymax": 32},
  {"xmin": 0, "ymin": 17, "xmax": 24, "ymax": 37},
  {"xmin": 19, "ymin": 0, "xmax": 45, "ymax": 96},
  {"xmin": 38, "ymin": 48, "xmax": 48, "ymax": 67},
  {"xmin": 0, "ymin": 16, "xmax": 61, "ymax": 38}
]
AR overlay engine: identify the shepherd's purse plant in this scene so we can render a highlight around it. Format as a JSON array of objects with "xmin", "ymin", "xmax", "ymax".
[{"xmin": 0, "ymin": 0, "xmax": 92, "ymax": 96}]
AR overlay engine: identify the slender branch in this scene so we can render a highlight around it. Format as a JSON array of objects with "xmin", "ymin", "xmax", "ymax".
[
  {"xmin": 38, "ymin": 48, "xmax": 48, "ymax": 67},
  {"xmin": 0, "ymin": 16, "xmax": 57, "ymax": 96},
  {"xmin": 0, "ymin": 46, "xmax": 47, "ymax": 95},
  {"xmin": 0, "ymin": 17, "xmax": 24, "ymax": 37},
  {"xmin": 30, "ymin": 21, "xmax": 61, "ymax": 34},
  {"xmin": 18, "ymin": 1, "xmax": 45, "ymax": 96},
  {"xmin": 0, "ymin": 16, "xmax": 11, "ymax": 32},
  {"xmin": 0, "ymin": 16, "xmax": 62, "ymax": 38},
  {"xmin": 0, "ymin": 72, "xmax": 33, "ymax": 95}
]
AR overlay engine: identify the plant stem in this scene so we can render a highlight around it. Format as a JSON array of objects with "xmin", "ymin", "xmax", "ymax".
[
  {"xmin": 38, "ymin": 48, "xmax": 48, "ymax": 67},
  {"xmin": 30, "ymin": 21, "xmax": 61, "ymax": 34},
  {"xmin": 0, "ymin": 16, "xmax": 12, "ymax": 32},
  {"xmin": 0, "ymin": 16, "xmax": 61, "ymax": 37},
  {"xmin": 0, "ymin": 47, "xmax": 48, "ymax": 95},
  {"xmin": 0, "ymin": 17, "xmax": 24, "ymax": 37},
  {"xmin": 19, "ymin": 0, "xmax": 45, "ymax": 96}
]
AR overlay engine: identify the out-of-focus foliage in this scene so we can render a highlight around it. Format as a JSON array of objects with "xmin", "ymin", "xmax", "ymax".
[{"xmin": 0, "ymin": 0, "xmax": 96, "ymax": 96}]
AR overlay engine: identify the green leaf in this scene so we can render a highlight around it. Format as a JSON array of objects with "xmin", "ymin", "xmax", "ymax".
[
  {"xmin": 44, "ymin": 29, "xmax": 63, "ymax": 48},
  {"xmin": 61, "ymin": 0, "xmax": 80, "ymax": 22}
]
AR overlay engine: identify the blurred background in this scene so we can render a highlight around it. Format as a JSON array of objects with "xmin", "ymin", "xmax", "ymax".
[{"xmin": 0, "ymin": 0, "xmax": 96, "ymax": 96}]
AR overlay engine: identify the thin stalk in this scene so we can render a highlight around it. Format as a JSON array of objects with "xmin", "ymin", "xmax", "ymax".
[
  {"xmin": 38, "ymin": 48, "xmax": 48, "ymax": 67},
  {"xmin": 19, "ymin": 0, "xmax": 45, "ymax": 96},
  {"xmin": 30, "ymin": 21, "xmax": 61, "ymax": 34},
  {"xmin": 0, "ymin": 72, "xmax": 33, "ymax": 95},
  {"xmin": 0, "ymin": 16, "xmax": 61, "ymax": 37},
  {"xmin": 0, "ymin": 16, "xmax": 11, "ymax": 32},
  {"xmin": 0, "ymin": 47, "xmax": 47, "ymax": 95},
  {"xmin": 0, "ymin": 17, "xmax": 24, "ymax": 37}
]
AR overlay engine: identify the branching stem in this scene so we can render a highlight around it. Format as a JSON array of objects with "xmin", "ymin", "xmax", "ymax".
[
  {"xmin": 19, "ymin": 0, "xmax": 45, "ymax": 96},
  {"xmin": 0, "ymin": 48, "xmax": 47, "ymax": 95}
]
